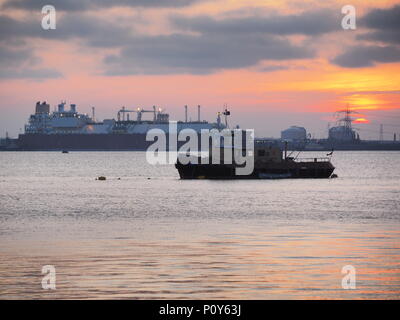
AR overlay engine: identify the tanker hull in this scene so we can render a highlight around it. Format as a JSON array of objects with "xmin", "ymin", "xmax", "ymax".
[{"xmin": 18, "ymin": 133, "xmax": 154, "ymax": 151}]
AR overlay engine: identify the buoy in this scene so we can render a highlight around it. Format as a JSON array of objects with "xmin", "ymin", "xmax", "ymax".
[{"xmin": 98, "ymin": 176, "xmax": 106, "ymax": 181}]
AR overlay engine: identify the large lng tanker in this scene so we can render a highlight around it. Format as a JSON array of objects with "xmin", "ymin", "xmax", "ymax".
[{"xmin": 17, "ymin": 101, "xmax": 226, "ymax": 151}]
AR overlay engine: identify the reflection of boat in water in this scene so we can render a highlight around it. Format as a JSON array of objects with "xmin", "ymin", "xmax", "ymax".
[{"xmin": 176, "ymin": 139, "xmax": 335, "ymax": 180}]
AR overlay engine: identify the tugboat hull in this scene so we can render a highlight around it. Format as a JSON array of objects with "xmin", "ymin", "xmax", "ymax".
[
  {"xmin": 175, "ymin": 161, "xmax": 335, "ymax": 179},
  {"xmin": 175, "ymin": 135, "xmax": 336, "ymax": 180}
]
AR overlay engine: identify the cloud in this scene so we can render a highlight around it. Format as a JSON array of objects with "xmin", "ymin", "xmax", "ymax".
[
  {"xmin": 357, "ymin": 31, "xmax": 400, "ymax": 44},
  {"xmin": 331, "ymin": 5, "xmax": 400, "ymax": 68},
  {"xmin": 2, "ymin": 0, "xmax": 201, "ymax": 11},
  {"xmin": 0, "ymin": 46, "xmax": 36, "ymax": 66},
  {"xmin": 0, "ymin": 15, "xmax": 36, "ymax": 42},
  {"xmin": 0, "ymin": 8, "xmax": 339, "ymax": 46},
  {"xmin": 331, "ymin": 45, "xmax": 400, "ymax": 68},
  {"xmin": 0, "ymin": 7, "xmax": 320, "ymax": 75},
  {"xmin": 0, "ymin": 46, "xmax": 62, "ymax": 79},
  {"xmin": 0, "ymin": 7, "xmax": 340, "ymax": 75},
  {"xmin": 0, "ymin": 68, "xmax": 62, "ymax": 79},
  {"xmin": 357, "ymin": 5, "xmax": 400, "ymax": 45},
  {"xmin": 0, "ymin": 12, "xmax": 305, "ymax": 76},
  {"xmin": 361, "ymin": 5, "xmax": 400, "ymax": 31},
  {"xmin": 103, "ymin": 33, "xmax": 314, "ymax": 75},
  {"xmin": 7, "ymin": 4, "xmax": 399, "ymax": 75},
  {"xmin": 171, "ymin": 9, "xmax": 340, "ymax": 36},
  {"xmin": 0, "ymin": 13, "xmax": 134, "ymax": 46},
  {"xmin": 256, "ymin": 65, "xmax": 290, "ymax": 73},
  {"xmin": 100, "ymin": 9, "xmax": 339, "ymax": 74}
]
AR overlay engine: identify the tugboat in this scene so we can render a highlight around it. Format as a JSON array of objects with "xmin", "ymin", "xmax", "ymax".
[{"xmin": 175, "ymin": 139, "xmax": 335, "ymax": 179}]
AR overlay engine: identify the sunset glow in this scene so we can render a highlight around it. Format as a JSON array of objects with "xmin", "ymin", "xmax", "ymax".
[
  {"xmin": 353, "ymin": 118, "xmax": 370, "ymax": 124},
  {"xmin": 1, "ymin": 1, "xmax": 400, "ymax": 303},
  {"xmin": 0, "ymin": 0, "xmax": 399, "ymax": 139}
]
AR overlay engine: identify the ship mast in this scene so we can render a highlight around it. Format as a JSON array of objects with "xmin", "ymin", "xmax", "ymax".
[{"xmin": 222, "ymin": 104, "xmax": 230, "ymax": 128}]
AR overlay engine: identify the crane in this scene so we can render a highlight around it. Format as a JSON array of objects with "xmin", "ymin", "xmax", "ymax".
[{"xmin": 117, "ymin": 106, "xmax": 161, "ymax": 122}]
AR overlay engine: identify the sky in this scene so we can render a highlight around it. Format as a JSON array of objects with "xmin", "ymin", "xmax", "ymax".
[{"xmin": 0, "ymin": 0, "xmax": 399, "ymax": 139}]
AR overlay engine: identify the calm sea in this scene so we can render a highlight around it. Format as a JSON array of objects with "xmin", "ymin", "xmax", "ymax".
[{"xmin": 0, "ymin": 151, "xmax": 399, "ymax": 299}]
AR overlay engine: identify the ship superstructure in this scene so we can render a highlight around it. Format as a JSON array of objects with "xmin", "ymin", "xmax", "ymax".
[{"xmin": 25, "ymin": 101, "xmax": 94, "ymax": 134}]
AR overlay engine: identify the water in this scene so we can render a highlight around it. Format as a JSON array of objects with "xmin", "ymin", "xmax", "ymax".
[{"xmin": 0, "ymin": 151, "xmax": 399, "ymax": 299}]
